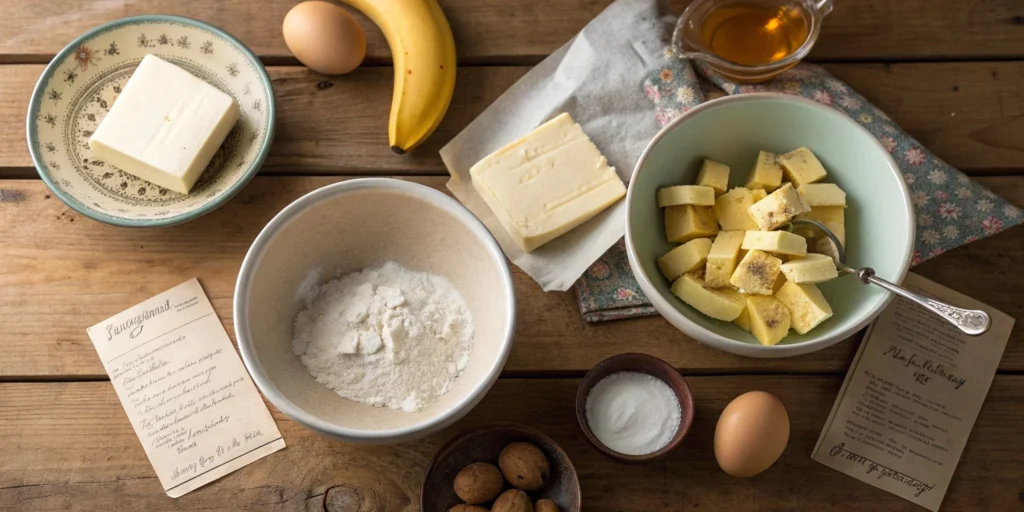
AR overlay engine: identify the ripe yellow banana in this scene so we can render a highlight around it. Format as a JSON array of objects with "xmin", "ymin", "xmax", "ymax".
[{"xmin": 338, "ymin": 0, "xmax": 457, "ymax": 154}]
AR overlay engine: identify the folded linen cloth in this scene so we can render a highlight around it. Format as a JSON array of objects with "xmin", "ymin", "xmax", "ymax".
[{"xmin": 575, "ymin": 55, "xmax": 1024, "ymax": 322}]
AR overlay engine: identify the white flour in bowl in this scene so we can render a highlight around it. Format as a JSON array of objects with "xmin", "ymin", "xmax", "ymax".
[{"xmin": 292, "ymin": 262, "xmax": 474, "ymax": 412}]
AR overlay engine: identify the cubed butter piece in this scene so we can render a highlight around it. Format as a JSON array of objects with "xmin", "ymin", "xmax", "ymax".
[
  {"xmin": 696, "ymin": 159, "xmax": 730, "ymax": 196},
  {"xmin": 751, "ymin": 188, "xmax": 767, "ymax": 202},
  {"xmin": 748, "ymin": 183, "xmax": 810, "ymax": 231},
  {"xmin": 775, "ymin": 281, "xmax": 833, "ymax": 334},
  {"xmin": 779, "ymin": 147, "xmax": 828, "ymax": 187},
  {"xmin": 745, "ymin": 151, "xmax": 784, "ymax": 191},
  {"xmin": 746, "ymin": 296, "xmax": 792, "ymax": 346},
  {"xmin": 798, "ymin": 183, "xmax": 846, "ymax": 207},
  {"xmin": 780, "ymin": 253, "xmax": 839, "ymax": 284},
  {"xmin": 88, "ymin": 55, "xmax": 240, "ymax": 194},
  {"xmin": 734, "ymin": 305, "xmax": 752, "ymax": 332},
  {"xmin": 729, "ymin": 249, "xmax": 782, "ymax": 295},
  {"xmin": 666, "ymin": 205, "xmax": 718, "ymax": 243},
  {"xmin": 658, "ymin": 238, "xmax": 712, "ymax": 280},
  {"xmin": 713, "ymin": 187, "xmax": 759, "ymax": 231},
  {"xmin": 705, "ymin": 231, "xmax": 745, "ymax": 288},
  {"xmin": 798, "ymin": 206, "xmax": 845, "ymax": 225},
  {"xmin": 470, "ymin": 113, "xmax": 626, "ymax": 252},
  {"xmin": 658, "ymin": 185, "xmax": 716, "ymax": 207},
  {"xmin": 671, "ymin": 273, "xmax": 746, "ymax": 321},
  {"xmin": 741, "ymin": 230, "xmax": 808, "ymax": 256}
]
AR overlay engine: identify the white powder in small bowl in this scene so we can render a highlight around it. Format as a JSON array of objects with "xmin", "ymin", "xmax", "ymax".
[{"xmin": 585, "ymin": 371, "xmax": 682, "ymax": 455}]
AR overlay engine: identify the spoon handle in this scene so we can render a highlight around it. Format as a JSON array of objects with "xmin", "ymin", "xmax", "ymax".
[{"xmin": 853, "ymin": 268, "xmax": 991, "ymax": 336}]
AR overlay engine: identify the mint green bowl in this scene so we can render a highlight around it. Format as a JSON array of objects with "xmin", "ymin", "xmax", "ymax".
[{"xmin": 625, "ymin": 94, "xmax": 914, "ymax": 358}]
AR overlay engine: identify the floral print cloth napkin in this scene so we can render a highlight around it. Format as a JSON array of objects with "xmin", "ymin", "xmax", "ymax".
[{"xmin": 574, "ymin": 52, "xmax": 1024, "ymax": 322}]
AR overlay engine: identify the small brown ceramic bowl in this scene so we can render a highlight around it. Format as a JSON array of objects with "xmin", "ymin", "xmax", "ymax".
[
  {"xmin": 421, "ymin": 423, "xmax": 581, "ymax": 512},
  {"xmin": 575, "ymin": 353, "xmax": 695, "ymax": 464}
]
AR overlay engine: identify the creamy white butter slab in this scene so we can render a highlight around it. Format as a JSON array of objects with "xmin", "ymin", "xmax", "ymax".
[
  {"xmin": 89, "ymin": 54, "xmax": 240, "ymax": 194},
  {"xmin": 469, "ymin": 113, "xmax": 626, "ymax": 253}
]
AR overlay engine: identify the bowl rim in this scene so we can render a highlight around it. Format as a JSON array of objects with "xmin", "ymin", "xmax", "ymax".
[
  {"xmin": 234, "ymin": 178, "xmax": 518, "ymax": 441},
  {"xmin": 574, "ymin": 353, "xmax": 695, "ymax": 463},
  {"xmin": 25, "ymin": 14, "xmax": 276, "ymax": 228},
  {"xmin": 420, "ymin": 422, "xmax": 582, "ymax": 511},
  {"xmin": 624, "ymin": 93, "xmax": 915, "ymax": 358}
]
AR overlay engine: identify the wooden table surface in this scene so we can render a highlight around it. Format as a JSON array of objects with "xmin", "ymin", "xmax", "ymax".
[{"xmin": 2, "ymin": 1, "xmax": 1023, "ymax": 511}]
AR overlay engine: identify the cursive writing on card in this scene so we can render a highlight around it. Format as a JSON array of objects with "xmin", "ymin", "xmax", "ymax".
[
  {"xmin": 87, "ymin": 279, "xmax": 285, "ymax": 498},
  {"xmin": 812, "ymin": 273, "xmax": 1013, "ymax": 512},
  {"xmin": 829, "ymin": 443, "xmax": 934, "ymax": 497}
]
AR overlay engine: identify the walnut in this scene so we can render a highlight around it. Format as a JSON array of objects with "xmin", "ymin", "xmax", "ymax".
[
  {"xmin": 498, "ymin": 442, "xmax": 550, "ymax": 492},
  {"xmin": 454, "ymin": 462, "xmax": 504, "ymax": 504},
  {"xmin": 492, "ymin": 489, "xmax": 533, "ymax": 512}
]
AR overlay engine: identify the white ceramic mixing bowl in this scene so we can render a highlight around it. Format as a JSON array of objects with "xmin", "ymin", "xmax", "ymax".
[{"xmin": 234, "ymin": 178, "xmax": 516, "ymax": 443}]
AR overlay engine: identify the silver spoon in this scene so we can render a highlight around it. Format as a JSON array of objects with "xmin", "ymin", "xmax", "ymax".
[{"xmin": 786, "ymin": 219, "xmax": 991, "ymax": 336}]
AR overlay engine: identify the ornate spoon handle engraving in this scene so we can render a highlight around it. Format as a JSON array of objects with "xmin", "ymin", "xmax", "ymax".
[{"xmin": 857, "ymin": 268, "xmax": 991, "ymax": 336}]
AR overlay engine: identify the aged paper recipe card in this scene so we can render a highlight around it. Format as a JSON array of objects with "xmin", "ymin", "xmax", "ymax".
[
  {"xmin": 812, "ymin": 272, "xmax": 1013, "ymax": 511},
  {"xmin": 87, "ymin": 278, "xmax": 285, "ymax": 498}
]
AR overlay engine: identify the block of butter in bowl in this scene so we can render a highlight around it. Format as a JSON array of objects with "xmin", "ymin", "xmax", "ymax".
[
  {"xmin": 89, "ymin": 54, "xmax": 240, "ymax": 195},
  {"xmin": 469, "ymin": 113, "xmax": 627, "ymax": 253}
]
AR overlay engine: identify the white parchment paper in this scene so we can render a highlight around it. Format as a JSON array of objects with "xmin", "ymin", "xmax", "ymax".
[{"xmin": 440, "ymin": 0, "xmax": 671, "ymax": 291}]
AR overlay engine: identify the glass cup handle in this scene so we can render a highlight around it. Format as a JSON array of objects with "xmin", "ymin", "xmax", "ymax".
[{"xmin": 813, "ymin": 0, "xmax": 834, "ymax": 16}]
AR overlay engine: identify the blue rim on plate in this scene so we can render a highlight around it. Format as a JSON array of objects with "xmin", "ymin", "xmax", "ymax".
[{"xmin": 25, "ymin": 14, "xmax": 276, "ymax": 227}]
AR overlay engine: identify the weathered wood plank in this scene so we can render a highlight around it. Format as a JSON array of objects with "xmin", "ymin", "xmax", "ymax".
[
  {"xmin": 6, "ymin": 62, "xmax": 1024, "ymax": 177},
  {"xmin": 1, "ymin": 0, "xmax": 1022, "ymax": 62},
  {"xmin": 1, "ymin": 377, "xmax": 1022, "ymax": 511},
  {"xmin": 1, "ymin": 176, "xmax": 1020, "ymax": 379}
]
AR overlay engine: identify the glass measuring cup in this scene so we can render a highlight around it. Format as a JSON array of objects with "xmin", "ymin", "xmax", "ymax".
[{"xmin": 672, "ymin": 0, "xmax": 833, "ymax": 83}]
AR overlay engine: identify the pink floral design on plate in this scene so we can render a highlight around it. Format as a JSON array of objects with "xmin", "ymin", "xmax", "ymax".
[{"xmin": 616, "ymin": 288, "xmax": 637, "ymax": 300}]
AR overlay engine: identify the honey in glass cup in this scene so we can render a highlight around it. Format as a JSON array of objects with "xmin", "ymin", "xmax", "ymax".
[{"xmin": 673, "ymin": 0, "xmax": 833, "ymax": 83}]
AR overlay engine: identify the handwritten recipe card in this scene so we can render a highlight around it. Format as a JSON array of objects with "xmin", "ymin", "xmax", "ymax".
[
  {"xmin": 87, "ymin": 279, "xmax": 285, "ymax": 498},
  {"xmin": 812, "ymin": 272, "xmax": 1014, "ymax": 511}
]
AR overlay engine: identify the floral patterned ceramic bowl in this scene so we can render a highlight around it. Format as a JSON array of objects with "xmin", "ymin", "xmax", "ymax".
[{"xmin": 27, "ymin": 15, "xmax": 275, "ymax": 227}]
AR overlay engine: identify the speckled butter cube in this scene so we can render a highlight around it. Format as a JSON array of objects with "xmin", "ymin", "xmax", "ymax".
[
  {"xmin": 747, "ymin": 296, "xmax": 791, "ymax": 346},
  {"xmin": 729, "ymin": 249, "xmax": 782, "ymax": 296},
  {"xmin": 779, "ymin": 147, "xmax": 828, "ymax": 187},
  {"xmin": 745, "ymin": 151, "xmax": 784, "ymax": 191},
  {"xmin": 748, "ymin": 183, "xmax": 810, "ymax": 231},
  {"xmin": 775, "ymin": 281, "xmax": 833, "ymax": 334},
  {"xmin": 713, "ymin": 188, "xmax": 759, "ymax": 231}
]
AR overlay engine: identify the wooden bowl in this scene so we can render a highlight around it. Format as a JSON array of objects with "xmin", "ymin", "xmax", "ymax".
[
  {"xmin": 421, "ymin": 423, "xmax": 581, "ymax": 512},
  {"xmin": 575, "ymin": 353, "xmax": 695, "ymax": 464}
]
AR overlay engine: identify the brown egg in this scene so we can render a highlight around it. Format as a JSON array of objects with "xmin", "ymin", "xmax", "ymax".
[
  {"xmin": 714, "ymin": 391, "xmax": 790, "ymax": 477},
  {"xmin": 282, "ymin": 1, "xmax": 366, "ymax": 75}
]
